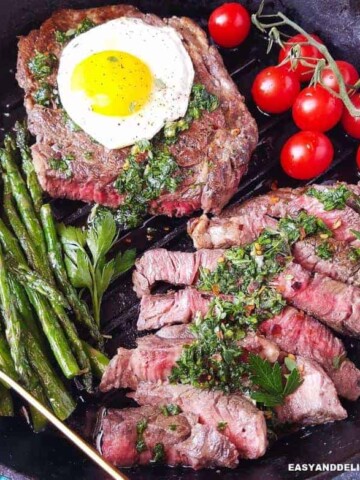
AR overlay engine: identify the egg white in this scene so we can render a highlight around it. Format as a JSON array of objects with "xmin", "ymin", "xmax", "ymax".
[{"xmin": 57, "ymin": 17, "xmax": 195, "ymax": 149}]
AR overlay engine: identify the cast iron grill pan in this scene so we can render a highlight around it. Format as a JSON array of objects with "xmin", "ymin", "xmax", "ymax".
[{"xmin": 0, "ymin": 1, "xmax": 360, "ymax": 479}]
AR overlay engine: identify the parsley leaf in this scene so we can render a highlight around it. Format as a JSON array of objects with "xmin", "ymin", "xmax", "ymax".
[
  {"xmin": 249, "ymin": 354, "xmax": 302, "ymax": 407},
  {"xmin": 58, "ymin": 212, "xmax": 135, "ymax": 325}
]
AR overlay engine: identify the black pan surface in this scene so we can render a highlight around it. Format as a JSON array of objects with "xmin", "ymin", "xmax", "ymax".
[{"xmin": 1, "ymin": 1, "xmax": 360, "ymax": 479}]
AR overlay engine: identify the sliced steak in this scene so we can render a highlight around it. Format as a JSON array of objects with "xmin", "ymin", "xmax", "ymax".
[
  {"xmin": 130, "ymin": 382, "xmax": 268, "ymax": 459},
  {"xmin": 293, "ymin": 237, "xmax": 360, "ymax": 287},
  {"xmin": 188, "ymin": 184, "xmax": 360, "ymax": 248},
  {"xmin": 187, "ymin": 213, "xmax": 277, "ymax": 250},
  {"xmin": 99, "ymin": 405, "xmax": 239, "ymax": 469},
  {"xmin": 138, "ymin": 288, "xmax": 212, "ymax": 331},
  {"xmin": 276, "ymin": 262, "xmax": 360, "ymax": 337},
  {"xmin": 133, "ymin": 248, "xmax": 223, "ymax": 297},
  {"xmin": 100, "ymin": 334, "xmax": 192, "ymax": 392},
  {"xmin": 100, "ymin": 325, "xmax": 279, "ymax": 392},
  {"xmin": 260, "ymin": 307, "xmax": 360, "ymax": 401},
  {"xmin": 275, "ymin": 356, "xmax": 347, "ymax": 425},
  {"xmin": 139, "ymin": 289, "xmax": 360, "ymax": 400},
  {"xmin": 17, "ymin": 6, "xmax": 257, "ymax": 215}
]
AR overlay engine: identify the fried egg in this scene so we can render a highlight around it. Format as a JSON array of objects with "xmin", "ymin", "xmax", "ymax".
[{"xmin": 57, "ymin": 17, "xmax": 195, "ymax": 149}]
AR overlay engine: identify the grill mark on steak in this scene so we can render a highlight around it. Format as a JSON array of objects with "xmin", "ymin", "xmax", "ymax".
[
  {"xmin": 99, "ymin": 405, "xmax": 239, "ymax": 469},
  {"xmin": 17, "ymin": 6, "xmax": 257, "ymax": 214},
  {"xmin": 137, "ymin": 289, "xmax": 360, "ymax": 400},
  {"xmin": 129, "ymin": 382, "xmax": 268, "ymax": 459}
]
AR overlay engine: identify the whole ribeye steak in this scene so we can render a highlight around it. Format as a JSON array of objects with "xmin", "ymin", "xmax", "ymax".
[{"xmin": 16, "ymin": 5, "xmax": 258, "ymax": 217}]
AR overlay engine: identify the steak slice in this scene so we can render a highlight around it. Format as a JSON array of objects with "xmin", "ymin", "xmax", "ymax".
[
  {"xmin": 188, "ymin": 212, "xmax": 277, "ymax": 250},
  {"xmin": 100, "ymin": 324, "xmax": 280, "ymax": 392},
  {"xmin": 275, "ymin": 262, "xmax": 360, "ymax": 337},
  {"xmin": 138, "ymin": 288, "xmax": 212, "ymax": 331},
  {"xmin": 188, "ymin": 184, "xmax": 360, "ymax": 248},
  {"xmin": 260, "ymin": 307, "xmax": 360, "ymax": 401},
  {"xmin": 133, "ymin": 248, "xmax": 223, "ymax": 297},
  {"xmin": 17, "ymin": 6, "xmax": 257, "ymax": 215},
  {"xmin": 99, "ymin": 334, "xmax": 192, "ymax": 392},
  {"xmin": 130, "ymin": 382, "xmax": 268, "ymax": 459},
  {"xmin": 99, "ymin": 405, "xmax": 239, "ymax": 469},
  {"xmin": 275, "ymin": 356, "xmax": 347, "ymax": 425},
  {"xmin": 138, "ymin": 290, "xmax": 360, "ymax": 400},
  {"xmin": 293, "ymin": 237, "xmax": 360, "ymax": 287}
]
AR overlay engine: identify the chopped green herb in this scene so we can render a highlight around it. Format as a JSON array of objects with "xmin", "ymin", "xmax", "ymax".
[
  {"xmin": 169, "ymin": 424, "xmax": 177, "ymax": 431},
  {"xmin": 249, "ymin": 354, "xmax": 302, "ymax": 407},
  {"xmin": 28, "ymin": 52, "xmax": 57, "ymax": 79},
  {"xmin": 217, "ymin": 421, "xmax": 228, "ymax": 432},
  {"xmin": 160, "ymin": 404, "xmax": 182, "ymax": 416},
  {"xmin": 151, "ymin": 443, "xmax": 165, "ymax": 463},
  {"xmin": 135, "ymin": 439, "xmax": 147, "ymax": 453},
  {"xmin": 55, "ymin": 18, "xmax": 96, "ymax": 44},
  {"xmin": 307, "ymin": 185, "xmax": 351, "ymax": 211},
  {"xmin": 332, "ymin": 353, "xmax": 346, "ymax": 370},
  {"xmin": 349, "ymin": 247, "xmax": 360, "ymax": 262},
  {"xmin": 163, "ymin": 84, "xmax": 219, "ymax": 144},
  {"xmin": 62, "ymin": 111, "xmax": 82, "ymax": 132},
  {"xmin": 112, "ymin": 143, "xmax": 182, "ymax": 228},
  {"xmin": 32, "ymin": 82, "xmax": 54, "ymax": 107},
  {"xmin": 48, "ymin": 154, "xmax": 73, "ymax": 179},
  {"xmin": 84, "ymin": 151, "xmax": 93, "ymax": 161},
  {"xmin": 278, "ymin": 211, "xmax": 331, "ymax": 244},
  {"xmin": 315, "ymin": 241, "xmax": 333, "ymax": 260},
  {"xmin": 136, "ymin": 418, "xmax": 148, "ymax": 435}
]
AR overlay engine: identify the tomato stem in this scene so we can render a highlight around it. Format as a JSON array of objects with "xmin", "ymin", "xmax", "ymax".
[{"xmin": 252, "ymin": 2, "xmax": 360, "ymax": 117}]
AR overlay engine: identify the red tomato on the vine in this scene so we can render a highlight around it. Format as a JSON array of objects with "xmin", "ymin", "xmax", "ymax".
[
  {"xmin": 251, "ymin": 66, "xmax": 300, "ymax": 114},
  {"xmin": 208, "ymin": 3, "xmax": 251, "ymax": 48},
  {"xmin": 280, "ymin": 131, "xmax": 334, "ymax": 180},
  {"xmin": 356, "ymin": 146, "xmax": 360, "ymax": 170},
  {"xmin": 341, "ymin": 94, "xmax": 360, "ymax": 139},
  {"xmin": 292, "ymin": 86, "xmax": 343, "ymax": 132},
  {"xmin": 320, "ymin": 60, "xmax": 359, "ymax": 93},
  {"xmin": 278, "ymin": 34, "xmax": 324, "ymax": 81}
]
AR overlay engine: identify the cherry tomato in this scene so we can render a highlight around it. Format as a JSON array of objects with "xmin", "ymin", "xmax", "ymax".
[
  {"xmin": 208, "ymin": 3, "xmax": 251, "ymax": 48},
  {"xmin": 356, "ymin": 146, "xmax": 360, "ymax": 170},
  {"xmin": 341, "ymin": 93, "xmax": 360, "ymax": 139},
  {"xmin": 280, "ymin": 131, "xmax": 334, "ymax": 180},
  {"xmin": 320, "ymin": 60, "xmax": 359, "ymax": 93},
  {"xmin": 251, "ymin": 66, "xmax": 301, "ymax": 114},
  {"xmin": 278, "ymin": 34, "xmax": 324, "ymax": 81},
  {"xmin": 292, "ymin": 86, "xmax": 343, "ymax": 132}
]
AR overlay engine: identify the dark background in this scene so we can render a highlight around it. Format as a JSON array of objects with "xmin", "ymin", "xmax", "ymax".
[{"xmin": 1, "ymin": 1, "xmax": 360, "ymax": 479}]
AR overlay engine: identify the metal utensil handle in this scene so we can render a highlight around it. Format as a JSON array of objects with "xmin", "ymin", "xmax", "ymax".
[{"xmin": 0, "ymin": 369, "xmax": 128, "ymax": 480}]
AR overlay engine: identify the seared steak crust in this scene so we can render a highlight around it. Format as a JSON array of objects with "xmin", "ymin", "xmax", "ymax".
[{"xmin": 17, "ymin": 5, "xmax": 257, "ymax": 215}]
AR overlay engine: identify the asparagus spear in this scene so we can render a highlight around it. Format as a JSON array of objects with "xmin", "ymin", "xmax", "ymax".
[
  {"xmin": 9, "ymin": 274, "xmax": 45, "ymax": 350},
  {"xmin": 0, "ymin": 332, "xmax": 18, "ymax": 380},
  {"xmin": 26, "ymin": 290, "xmax": 80, "ymax": 379},
  {"xmin": 0, "ymin": 138, "xmax": 48, "ymax": 269},
  {"xmin": 82, "ymin": 341, "xmax": 109, "ymax": 379},
  {"xmin": 7, "ymin": 259, "xmax": 69, "ymax": 310},
  {"xmin": 0, "ymin": 187, "xmax": 80, "ymax": 378},
  {"xmin": 0, "ymin": 243, "xmax": 31, "ymax": 384},
  {"xmin": 0, "ymin": 383, "xmax": 13, "ymax": 416},
  {"xmin": 23, "ymin": 327, "xmax": 76, "ymax": 421},
  {"xmin": 3, "ymin": 174, "xmax": 53, "ymax": 283},
  {"xmin": 40, "ymin": 204, "xmax": 103, "ymax": 346},
  {"xmin": 14, "ymin": 121, "xmax": 43, "ymax": 213}
]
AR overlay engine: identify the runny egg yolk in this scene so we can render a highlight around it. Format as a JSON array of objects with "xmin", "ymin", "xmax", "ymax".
[{"xmin": 71, "ymin": 50, "xmax": 153, "ymax": 117}]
